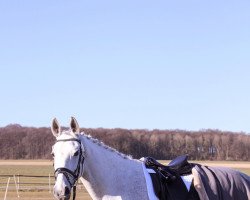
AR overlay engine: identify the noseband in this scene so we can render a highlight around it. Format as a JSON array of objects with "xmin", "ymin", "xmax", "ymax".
[{"xmin": 54, "ymin": 138, "xmax": 85, "ymax": 200}]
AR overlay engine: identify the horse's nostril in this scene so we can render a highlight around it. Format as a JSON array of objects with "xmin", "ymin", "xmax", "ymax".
[
  {"xmin": 65, "ymin": 186, "xmax": 70, "ymax": 195},
  {"xmin": 53, "ymin": 189, "xmax": 59, "ymax": 197}
]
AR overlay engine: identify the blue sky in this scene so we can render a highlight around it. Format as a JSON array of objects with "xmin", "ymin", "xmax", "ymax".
[{"xmin": 0, "ymin": 0, "xmax": 250, "ymax": 132}]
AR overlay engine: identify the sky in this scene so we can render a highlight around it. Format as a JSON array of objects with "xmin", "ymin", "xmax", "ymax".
[{"xmin": 0, "ymin": 0, "xmax": 250, "ymax": 132}]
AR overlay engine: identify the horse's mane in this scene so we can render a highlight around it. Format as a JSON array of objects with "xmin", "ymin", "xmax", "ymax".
[
  {"xmin": 81, "ymin": 132, "xmax": 133, "ymax": 160},
  {"xmin": 58, "ymin": 130, "xmax": 133, "ymax": 160}
]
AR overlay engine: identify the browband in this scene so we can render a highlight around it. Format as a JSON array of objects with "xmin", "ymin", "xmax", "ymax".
[{"xmin": 56, "ymin": 138, "xmax": 81, "ymax": 144}]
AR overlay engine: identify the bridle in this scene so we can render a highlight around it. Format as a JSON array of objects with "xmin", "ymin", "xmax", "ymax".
[{"xmin": 53, "ymin": 138, "xmax": 85, "ymax": 200}]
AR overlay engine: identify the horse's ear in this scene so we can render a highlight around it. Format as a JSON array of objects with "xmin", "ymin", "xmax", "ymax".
[
  {"xmin": 51, "ymin": 118, "xmax": 61, "ymax": 137},
  {"xmin": 70, "ymin": 117, "xmax": 80, "ymax": 134}
]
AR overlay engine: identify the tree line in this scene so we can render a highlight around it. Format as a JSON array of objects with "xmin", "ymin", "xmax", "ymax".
[{"xmin": 0, "ymin": 124, "xmax": 250, "ymax": 161}]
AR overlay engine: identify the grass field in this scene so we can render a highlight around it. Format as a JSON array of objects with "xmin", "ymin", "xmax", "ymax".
[
  {"xmin": 1, "ymin": 160, "xmax": 250, "ymax": 200},
  {"xmin": 0, "ymin": 160, "xmax": 91, "ymax": 200}
]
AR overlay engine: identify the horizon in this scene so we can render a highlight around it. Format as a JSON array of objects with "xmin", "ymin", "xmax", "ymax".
[{"xmin": 1, "ymin": 1, "xmax": 250, "ymax": 133}]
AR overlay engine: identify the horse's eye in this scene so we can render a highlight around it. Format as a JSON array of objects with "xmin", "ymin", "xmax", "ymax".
[
  {"xmin": 73, "ymin": 151, "xmax": 79, "ymax": 156},
  {"xmin": 51, "ymin": 152, "xmax": 55, "ymax": 157}
]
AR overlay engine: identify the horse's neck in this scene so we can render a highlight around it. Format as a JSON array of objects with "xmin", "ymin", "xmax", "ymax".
[{"xmin": 80, "ymin": 135, "xmax": 148, "ymax": 200}]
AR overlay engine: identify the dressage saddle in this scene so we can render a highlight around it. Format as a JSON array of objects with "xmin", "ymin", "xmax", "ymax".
[{"xmin": 145, "ymin": 155, "xmax": 200, "ymax": 200}]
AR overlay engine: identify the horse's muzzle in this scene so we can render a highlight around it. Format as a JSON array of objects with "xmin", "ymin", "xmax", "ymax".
[
  {"xmin": 53, "ymin": 186, "xmax": 71, "ymax": 200},
  {"xmin": 54, "ymin": 194, "xmax": 71, "ymax": 200}
]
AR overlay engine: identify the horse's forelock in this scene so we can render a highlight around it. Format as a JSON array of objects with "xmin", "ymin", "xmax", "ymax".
[{"xmin": 57, "ymin": 129, "xmax": 78, "ymax": 140}]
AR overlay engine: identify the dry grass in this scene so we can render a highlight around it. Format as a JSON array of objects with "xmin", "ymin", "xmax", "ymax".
[
  {"xmin": 0, "ymin": 160, "xmax": 52, "ymax": 166},
  {"xmin": 0, "ymin": 160, "xmax": 91, "ymax": 200}
]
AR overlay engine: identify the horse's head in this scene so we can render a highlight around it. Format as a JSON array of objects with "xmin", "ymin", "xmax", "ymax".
[{"xmin": 51, "ymin": 117, "xmax": 85, "ymax": 200}]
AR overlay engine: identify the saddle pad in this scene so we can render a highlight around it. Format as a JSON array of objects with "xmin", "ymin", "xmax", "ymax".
[
  {"xmin": 141, "ymin": 162, "xmax": 159, "ymax": 200},
  {"xmin": 181, "ymin": 174, "xmax": 194, "ymax": 191}
]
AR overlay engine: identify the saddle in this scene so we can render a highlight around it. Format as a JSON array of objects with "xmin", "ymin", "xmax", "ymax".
[{"xmin": 145, "ymin": 155, "xmax": 200, "ymax": 200}]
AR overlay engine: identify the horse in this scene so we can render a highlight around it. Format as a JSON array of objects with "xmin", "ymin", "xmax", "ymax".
[
  {"xmin": 51, "ymin": 117, "xmax": 250, "ymax": 200},
  {"xmin": 51, "ymin": 117, "xmax": 153, "ymax": 200}
]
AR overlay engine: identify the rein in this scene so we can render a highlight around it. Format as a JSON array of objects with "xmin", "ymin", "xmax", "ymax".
[{"xmin": 54, "ymin": 138, "xmax": 85, "ymax": 200}]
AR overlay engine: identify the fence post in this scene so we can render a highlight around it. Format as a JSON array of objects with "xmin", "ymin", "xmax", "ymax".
[
  {"xmin": 18, "ymin": 174, "xmax": 20, "ymax": 190},
  {"xmin": 13, "ymin": 175, "xmax": 20, "ymax": 198},
  {"xmin": 49, "ymin": 173, "xmax": 51, "ymax": 193},
  {"xmin": 4, "ymin": 177, "xmax": 11, "ymax": 200}
]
